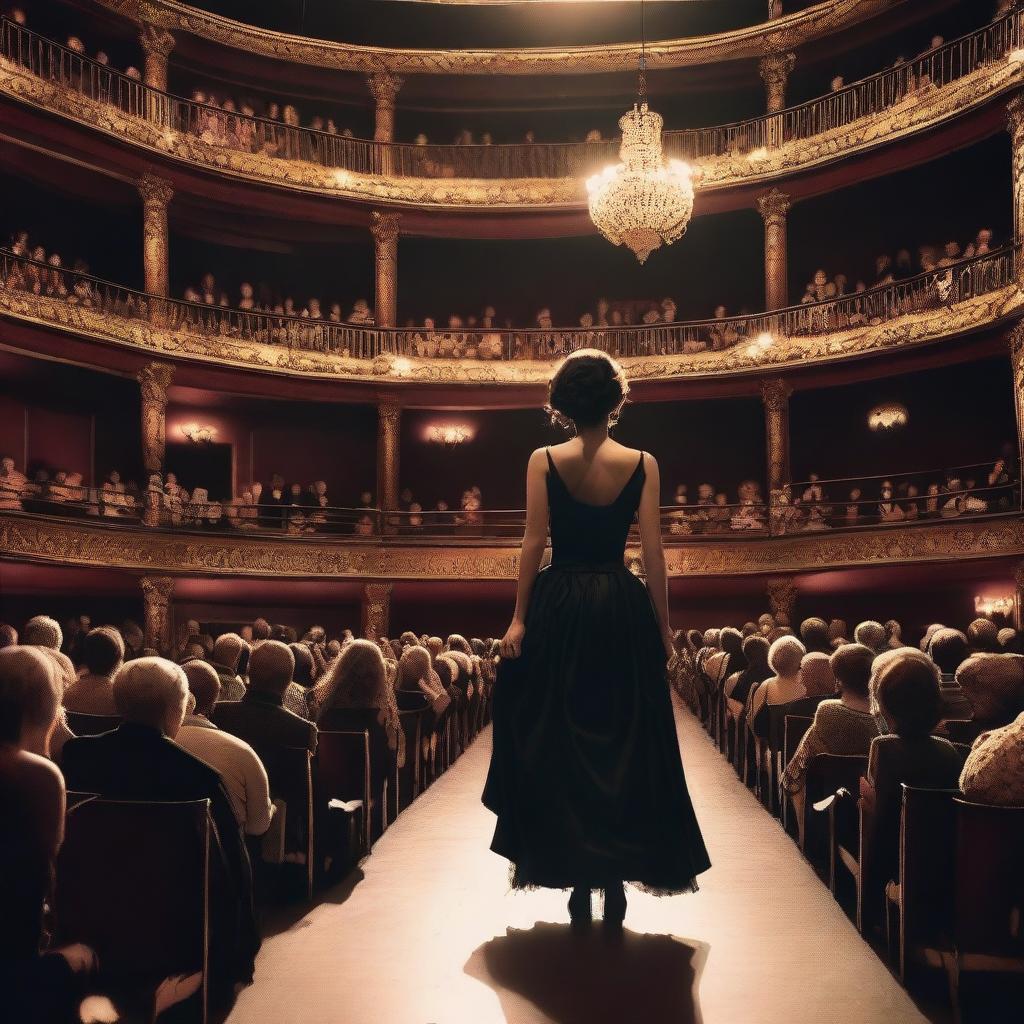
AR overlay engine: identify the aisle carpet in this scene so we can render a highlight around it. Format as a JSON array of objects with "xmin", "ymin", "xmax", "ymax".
[{"xmin": 227, "ymin": 704, "xmax": 928, "ymax": 1024}]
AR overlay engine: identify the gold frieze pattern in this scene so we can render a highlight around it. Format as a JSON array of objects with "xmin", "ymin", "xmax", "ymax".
[
  {"xmin": 0, "ymin": 278, "xmax": 1019, "ymax": 386},
  {"xmin": 100, "ymin": 0, "xmax": 896, "ymax": 76},
  {"xmin": 1, "ymin": 42, "xmax": 1021, "ymax": 209},
  {"xmin": 2, "ymin": 512, "xmax": 1023, "ymax": 579}
]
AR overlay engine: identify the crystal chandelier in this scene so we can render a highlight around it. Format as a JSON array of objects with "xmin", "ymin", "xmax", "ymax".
[{"xmin": 586, "ymin": 1, "xmax": 694, "ymax": 264}]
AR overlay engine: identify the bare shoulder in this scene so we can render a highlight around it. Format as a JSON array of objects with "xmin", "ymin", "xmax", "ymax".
[{"xmin": 8, "ymin": 748, "xmax": 64, "ymax": 795}]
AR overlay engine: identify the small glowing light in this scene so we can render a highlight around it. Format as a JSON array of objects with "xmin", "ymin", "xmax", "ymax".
[
  {"xmin": 747, "ymin": 147, "xmax": 769, "ymax": 162},
  {"xmin": 975, "ymin": 593, "xmax": 1016, "ymax": 617},
  {"xmin": 392, "ymin": 357, "xmax": 412, "ymax": 375},
  {"xmin": 867, "ymin": 402, "xmax": 908, "ymax": 431},
  {"xmin": 1009, "ymin": 48, "xmax": 1024, "ymax": 63},
  {"xmin": 425, "ymin": 423, "xmax": 474, "ymax": 447}
]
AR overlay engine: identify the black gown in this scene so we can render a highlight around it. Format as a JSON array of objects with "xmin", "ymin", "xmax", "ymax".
[{"xmin": 482, "ymin": 449, "xmax": 711, "ymax": 894}]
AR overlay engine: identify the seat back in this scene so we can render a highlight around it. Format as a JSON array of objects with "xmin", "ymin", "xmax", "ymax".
[
  {"xmin": 899, "ymin": 786, "xmax": 959, "ymax": 959},
  {"xmin": 783, "ymin": 715, "xmax": 814, "ymax": 767},
  {"xmin": 55, "ymin": 795, "xmax": 210, "ymax": 989},
  {"xmin": 803, "ymin": 754, "xmax": 868, "ymax": 861},
  {"xmin": 65, "ymin": 711, "xmax": 121, "ymax": 736},
  {"xmin": 768, "ymin": 698, "xmax": 819, "ymax": 753},
  {"xmin": 259, "ymin": 745, "xmax": 314, "ymax": 891},
  {"xmin": 397, "ymin": 707, "xmax": 425, "ymax": 808},
  {"xmin": 316, "ymin": 730, "xmax": 371, "ymax": 850},
  {"xmin": 953, "ymin": 798, "xmax": 1024, "ymax": 958}
]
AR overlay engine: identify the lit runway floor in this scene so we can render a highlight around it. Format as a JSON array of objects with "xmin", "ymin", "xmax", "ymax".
[{"xmin": 227, "ymin": 704, "xmax": 928, "ymax": 1024}]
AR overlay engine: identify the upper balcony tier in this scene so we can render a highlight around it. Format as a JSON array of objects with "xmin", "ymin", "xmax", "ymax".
[
  {"xmin": 2, "ymin": 12, "xmax": 1020, "ymax": 224},
  {"xmin": 93, "ymin": 0, "xmax": 902, "ymax": 77},
  {"xmin": 2, "ymin": 246, "xmax": 1019, "ymax": 397}
]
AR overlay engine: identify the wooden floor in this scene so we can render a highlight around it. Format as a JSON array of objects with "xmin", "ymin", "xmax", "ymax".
[{"xmin": 227, "ymin": 704, "xmax": 929, "ymax": 1024}]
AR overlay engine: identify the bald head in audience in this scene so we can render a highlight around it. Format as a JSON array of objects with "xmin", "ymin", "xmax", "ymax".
[
  {"xmin": 182, "ymin": 659, "xmax": 222, "ymax": 717},
  {"xmin": 113, "ymin": 656, "xmax": 189, "ymax": 738},
  {"xmin": 854, "ymin": 620, "xmax": 887, "ymax": 654},
  {"xmin": 967, "ymin": 618, "xmax": 1000, "ymax": 653},
  {"xmin": 0, "ymin": 624, "xmax": 17, "ymax": 650},
  {"xmin": 248, "ymin": 640, "xmax": 295, "ymax": 697},
  {"xmin": 213, "ymin": 632, "xmax": 245, "ymax": 673}
]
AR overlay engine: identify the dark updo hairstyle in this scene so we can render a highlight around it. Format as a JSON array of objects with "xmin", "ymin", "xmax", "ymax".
[{"xmin": 546, "ymin": 349, "xmax": 629, "ymax": 431}]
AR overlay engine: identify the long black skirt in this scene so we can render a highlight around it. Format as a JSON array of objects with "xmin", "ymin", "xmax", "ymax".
[{"xmin": 482, "ymin": 564, "xmax": 711, "ymax": 894}]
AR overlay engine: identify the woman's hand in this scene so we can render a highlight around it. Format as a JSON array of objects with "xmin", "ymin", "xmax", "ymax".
[{"xmin": 500, "ymin": 619, "xmax": 525, "ymax": 659}]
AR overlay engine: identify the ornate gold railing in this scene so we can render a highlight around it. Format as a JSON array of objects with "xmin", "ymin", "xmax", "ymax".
[
  {"xmin": 1, "ymin": 11, "xmax": 1021, "ymax": 182},
  {"xmin": 1, "ymin": 246, "xmax": 1015, "ymax": 364},
  {"xmin": 95, "ymin": 0, "xmax": 896, "ymax": 76}
]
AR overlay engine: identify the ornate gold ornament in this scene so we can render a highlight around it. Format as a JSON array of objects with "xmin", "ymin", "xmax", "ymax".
[{"xmin": 586, "ymin": 4, "xmax": 694, "ymax": 264}]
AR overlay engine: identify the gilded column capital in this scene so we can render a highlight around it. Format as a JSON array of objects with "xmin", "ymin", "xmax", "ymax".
[
  {"xmin": 137, "ymin": 170, "xmax": 174, "ymax": 207},
  {"xmin": 140, "ymin": 574, "xmax": 175, "ymax": 603},
  {"xmin": 1008, "ymin": 93, "xmax": 1024, "ymax": 141},
  {"xmin": 377, "ymin": 398, "xmax": 402, "ymax": 427},
  {"xmin": 760, "ymin": 376, "xmax": 792, "ymax": 412},
  {"xmin": 370, "ymin": 210, "xmax": 402, "ymax": 247},
  {"xmin": 137, "ymin": 361, "xmax": 175, "ymax": 405},
  {"xmin": 756, "ymin": 188, "xmax": 791, "ymax": 224},
  {"xmin": 367, "ymin": 71, "xmax": 404, "ymax": 106},
  {"xmin": 138, "ymin": 21, "xmax": 175, "ymax": 58},
  {"xmin": 758, "ymin": 50, "xmax": 796, "ymax": 87},
  {"xmin": 765, "ymin": 575, "xmax": 797, "ymax": 625}
]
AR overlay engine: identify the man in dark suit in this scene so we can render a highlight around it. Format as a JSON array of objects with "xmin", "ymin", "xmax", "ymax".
[
  {"xmin": 213, "ymin": 640, "xmax": 317, "ymax": 757},
  {"xmin": 61, "ymin": 657, "xmax": 260, "ymax": 998}
]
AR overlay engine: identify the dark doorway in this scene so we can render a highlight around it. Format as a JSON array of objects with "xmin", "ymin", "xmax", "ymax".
[{"xmin": 166, "ymin": 442, "xmax": 234, "ymax": 501}]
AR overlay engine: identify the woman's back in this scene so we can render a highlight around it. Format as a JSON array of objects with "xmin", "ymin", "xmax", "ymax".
[{"xmin": 545, "ymin": 441, "xmax": 646, "ymax": 567}]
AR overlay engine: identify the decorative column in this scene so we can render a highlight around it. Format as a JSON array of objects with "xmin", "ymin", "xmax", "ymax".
[
  {"xmin": 757, "ymin": 188, "xmax": 791, "ymax": 311},
  {"xmin": 766, "ymin": 575, "xmax": 797, "ymax": 627},
  {"xmin": 761, "ymin": 376, "xmax": 792, "ymax": 525},
  {"xmin": 367, "ymin": 72, "xmax": 404, "ymax": 143},
  {"xmin": 758, "ymin": 51, "xmax": 796, "ymax": 113},
  {"xmin": 139, "ymin": 23, "xmax": 175, "ymax": 127},
  {"xmin": 137, "ymin": 361, "xmax": 175, "ymax": 487},
  {"xmin": 371, "ymin": 210, "xmax": 401, "ymax": 329},
  {"xmin": 376, "ymin": 399, "xmax": 401, "ymax": 518},
  {"xmin": 1009, "ymin": 323, "xmax": 1024, "ymax": 495},
  {"xmin": 1008, "ymin": 95, "xmax": 1024, "ymax": 281},
  {"xmin": 1015, "ymin": 562, "xmax": 1024, "ymax": 631},
  {"xmin": 361, "ymin": 583, "xmax": 393, "ymax": 640},
  {"xmin": 138, "ymin": 171, "xmax": 173, "ymax": 309},
  {"xmin": 141, "ymin": 576, "xmax": 174, "ymax": 655}
]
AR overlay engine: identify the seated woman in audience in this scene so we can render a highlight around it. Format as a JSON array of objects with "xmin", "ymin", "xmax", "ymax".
[
  {"xmin": 62, "ymin": 626, "xmax": 123, "ymax": 716},
  {"xmin": 0, "ymin": 646, "xmax": 98, "ymax": 1023},
  {"xmin": 724, "ymin": 634, "xmax": 772, "ymax": 720},
  {"xmin": 959, "ymin": 708, "xmax": 1024, "ymax": 805},
  {"xmin": 313, "ymin": 640, "xmax": 406, "ymax": 818},
  {"xmin": 782, "ymin": 643, "xmax": 879, "ymax": 838},
  {"xmin": 800, "ymin": 651, "xmax": 836, "ymax": 699},
  {"xmin": 748, "ymin": 635, "xmax": 807, "ymax": 726},
  {"xmin": 860, "ymin": 651, "xmax": 964, "ymax": 914},
  {"xmin": 854, "ymin": 619, "xmax": 887, "ymax": 654},
  {"xmin": 954, "ymin": 652, "xmax": 1024, "ymax": 737},
  {"xmin": 398, "ymin": 644, "xmax": 452, "ymax": 717}
]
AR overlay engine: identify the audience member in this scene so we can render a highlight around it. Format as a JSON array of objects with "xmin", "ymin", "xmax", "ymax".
[{"xmin": 62, "ymin": 626, "xmax": 123, "ymax": 715}]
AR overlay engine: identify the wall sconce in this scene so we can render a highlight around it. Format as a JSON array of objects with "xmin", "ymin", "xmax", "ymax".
[
  {"xmin": 426, "ymin": 424, "xmax": 473, "ymax": 448},
  {"xmin": 180, "ymin": 423, "xmax": 218, "ymax": 445},
  {"xmin": 867, "ymin": 402, "xmax": 908, "ymax": 431},
  {"xmin": 974, "ymin": 593, "xmax": 1016, "ymax": 618}
]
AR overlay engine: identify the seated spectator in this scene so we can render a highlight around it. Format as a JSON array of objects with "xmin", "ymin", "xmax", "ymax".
[
  {"xmin": 397, "ymin": 645, "xmax": 452, "ymax": 716},
  {"xmin": 799, "ymin": 617, "xmax": 831, "ymax": 654},
  {"xmin": 61, "ymin": 657, "xmax": 260, "ymax": 992},
  {"xmin": 282, "ymin": 642, "xmax": 315, "ymax": 719},
  {"xmin": 967, "ymin": 617, "xmax": 1000, "ymax": 653},
  {"xmin": 959, "ymin": 709, "xmax": 1024, "ymax": 805},
  {"xmin": 62, "ymin": 626, "xmax": 124, "ymax": 715},
  {"xmin": 211, "ymin": 632, "xmax": 247, "ymax": 702},
  {"xmin": 723, "ymin": 634, "xmax": 771, "ymax": 719},
  {"xmin": 955, "ymin": 652, "xmax": 1024, "ymax": 731},
  {"xmin": 23, "ymin": 614, "xmax": 62, "ymax": 651},
  {"xmin": 800, "ymin": 651, "xmax": 836, "ymax": 699},
  {"xmin": 0, "ymin": 645, "xmax": 100, "ymax": 1021},
  {"xmin": 853, "ymin": 619, "xmax": 887, "ymax": 654},
  {"xmin": 214, "ymin": 640, "xmax": 317, "ymax": 757},
  {"xmin": 176, "ymin": 660, "xmax": 274, "ymax": 838},
  {"xmin": 310, "ymin": 639, "xmax": 405, "ymax": 774},
  {"xmin": 782, "ymin": 643, "xmax": 879, "ymax": 836},
  {"xmin": 860, "ymin": 652, "xmax": 964, "ymax": 905},
  {"xmin": 748, "ymin": 635, "xmax": 807, "ymax": 725}
]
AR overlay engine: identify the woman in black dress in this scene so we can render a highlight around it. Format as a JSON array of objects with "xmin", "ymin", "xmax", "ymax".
[{"xmin": 482, "ymin": 350, "xmax": 710, "ymax": 929}]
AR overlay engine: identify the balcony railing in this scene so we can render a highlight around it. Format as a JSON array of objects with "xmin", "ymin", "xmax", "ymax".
[
  {"xmin": 2, "ymin": 9, "xmax": 1021, "ymax": 181},
  {"xmin": 5, "ymin": 472, "xmax": 1017, "ymax": 542},
  {"xmin": 0, "ymin": 245, "xmax": 1015, "ymax": 364}
]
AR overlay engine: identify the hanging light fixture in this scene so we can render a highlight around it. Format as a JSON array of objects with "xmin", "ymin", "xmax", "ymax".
[{"xmin": 586, "ymin": 0, "xmax": 695, "ymax": 264}]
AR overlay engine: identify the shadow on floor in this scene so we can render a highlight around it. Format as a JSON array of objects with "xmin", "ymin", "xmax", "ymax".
[{"xmin": 464, "ymin": 921, "xmax": 708, "ymax": 1024}]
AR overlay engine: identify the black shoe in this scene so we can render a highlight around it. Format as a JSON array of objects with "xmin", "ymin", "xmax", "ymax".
[
  {"xmin": 602, "ymin": 885, "xmax": 626, "ymax": 931},
  {"xmin": 568, "ymin": 887, "xmax": 592, "ymax": 930}
]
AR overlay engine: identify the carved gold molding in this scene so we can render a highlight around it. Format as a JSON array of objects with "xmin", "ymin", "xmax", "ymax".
[
  {"xmin": 1, "ymin": 276, "xmax": 1020, "ymax": 387},
  {"xmin": 3, "ymin": 511, "xmax": 1023, "ymax": 579},
  {"xmin": 2, "ymin": 39, "xmax": 1020, "ymax": 210},
  {"xmin": 99, "ymin": 0, "xmax": 896, "ymax": 76}
]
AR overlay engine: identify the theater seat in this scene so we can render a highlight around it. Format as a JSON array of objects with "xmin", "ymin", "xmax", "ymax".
[{"xmin": 65, "ymin": 711, "xmax": 121, "ymax": 736}]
